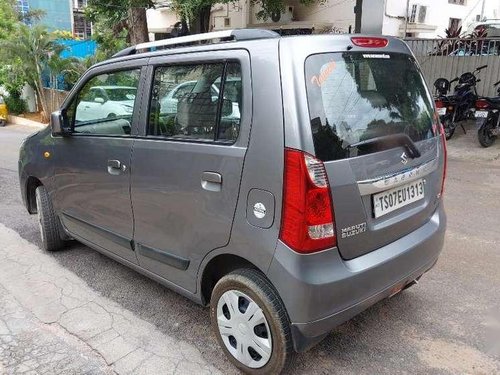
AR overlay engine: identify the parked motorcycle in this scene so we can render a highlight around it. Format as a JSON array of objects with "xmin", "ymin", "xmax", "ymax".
[
  {"xmin": 434, "ymin": 78, "xmax": 455, "ymax": 140},
  {"xmin": 434, "ymin": 65, "xmax": 488, "ymax": 140},
  {"xmin": 475, "ymin": 80, "xmax": 500, "ymax": 147}
]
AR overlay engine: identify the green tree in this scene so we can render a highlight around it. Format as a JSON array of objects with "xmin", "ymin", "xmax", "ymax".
[
  {"xmin": 0, "ymin": 0, "xmax": 45, "ymax": 40},
  {"xmin": 0, "ymin": 0, "xmax": 18, "ymax": 40},
  {"xmin": 86, "ymin": 0, "xmax": 153, "ymax": 45},
  {"xmin": 0, "ymin": 63, "xmax": 25, "ymax": 96},
  {"xmin": 0, "ymin": 24, "xmax": 65, "ymax": 122}
]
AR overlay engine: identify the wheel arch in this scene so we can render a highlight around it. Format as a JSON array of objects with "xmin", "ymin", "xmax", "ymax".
[
  {"xmin": 199, "ymin": 253, "xmax": 262, "ymax": 306},
  {"xmin": 26, "ymin": 176, "xmax": 43, "ymax": 214}
]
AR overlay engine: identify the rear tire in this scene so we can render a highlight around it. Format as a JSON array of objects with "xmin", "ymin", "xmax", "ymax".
[
  {"xmin": 35, "ymin": 186, "xmax": 65, "ymax": 251},
  {"xmin": 478, "ymin": 119, "xmax": 496, "ymax": 148},
  {"xmin": 210, "ymin": 269, "xmax": 295, "ymax": 375}
]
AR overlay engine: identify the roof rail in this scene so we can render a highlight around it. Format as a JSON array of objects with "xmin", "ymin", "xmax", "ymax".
[{"xmin": 112, "ymin": 29, "xmax": 280, "ymax": 58}]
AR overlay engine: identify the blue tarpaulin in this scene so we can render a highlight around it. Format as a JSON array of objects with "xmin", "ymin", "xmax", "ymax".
[
  {"xmin": 42, "ymin": 39, "xmax": 97, "ymax": 90},
  {"xmin": 58, "ymin": 39, "xmax": 97, "ymax": 59}
]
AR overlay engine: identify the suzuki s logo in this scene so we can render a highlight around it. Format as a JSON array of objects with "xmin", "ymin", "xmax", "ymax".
[{"xmin": 400, "ymin": 152, "xmax": 409, "ymax": 165}]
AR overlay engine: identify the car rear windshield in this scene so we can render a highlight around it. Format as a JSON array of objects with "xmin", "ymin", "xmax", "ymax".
[{"xmin": 305, "ymin": 52, "xmax": 435, "ymax": 162}]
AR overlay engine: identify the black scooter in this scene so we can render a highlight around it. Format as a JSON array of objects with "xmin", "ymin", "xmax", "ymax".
[
  {"xmin": 475, "ymin": 80, "xmax": 500, "ymax": 148},
  {"xmin": 434, "ymin": 65, "xmax": 487, "ymax": 140}
]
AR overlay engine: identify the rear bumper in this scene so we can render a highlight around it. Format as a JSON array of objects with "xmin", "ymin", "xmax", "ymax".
[{"xmin": 267, "ymin": 204, "xmax": 446, "ymax": 352}]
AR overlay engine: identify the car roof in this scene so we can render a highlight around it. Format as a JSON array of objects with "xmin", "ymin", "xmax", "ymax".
[{"xmin": 92, "ymin": 33, "xmax": 411, "ymax": 71}]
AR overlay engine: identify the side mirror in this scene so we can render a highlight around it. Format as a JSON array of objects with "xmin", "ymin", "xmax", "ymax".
[
  {"xmin": 221, "ymin": 99, "xmax": 233, "ymax": 117},
  {"xmin": 94, "ymin": 97, "xmax": 105, "ymax": 104},
  {"xmin": 50, "ymin": 110, "xmax": 71, "ymax": 136}
]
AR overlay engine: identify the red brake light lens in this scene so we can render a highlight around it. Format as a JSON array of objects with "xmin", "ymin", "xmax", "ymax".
[
  {"xmin": 280, "ymin": 148, "xmax": 336, "ymax": 254},
  {"xmin": 475, "ymin": 99, "xmax": 489, "ymax": 109},
  {"xmin": 351, "ymin": 37, "xmax": 389, "ymax": 48},
  {"xmin": 435, "ymin": 100, "xmax": 444, "ymax": 108}
]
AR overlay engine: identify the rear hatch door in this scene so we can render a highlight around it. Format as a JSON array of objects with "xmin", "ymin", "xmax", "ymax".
[{"xmin": 305, "ymin": 51, "xmax": 443, "ymax": 260}]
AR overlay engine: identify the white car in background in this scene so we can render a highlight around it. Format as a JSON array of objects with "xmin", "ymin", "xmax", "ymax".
[
  {"xmin": 76, "ymin": 86, "xmax": 136, "ymax": 122},
  {"xmin": 160, "ymin": 79, "xmax": 241, "ymax": 119}
]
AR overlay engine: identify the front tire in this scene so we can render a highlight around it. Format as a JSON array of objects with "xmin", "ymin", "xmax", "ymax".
[
  {"xmin": 35, "ymin": 186, "xmax": 65, "ymax": 251},
  {"xmin": 478, "ymin": 118, "xmax": 496, "ymax": 148},
  {"xmin": 210, "ymin": 269, "xmax": 295, "ymax": 374}
]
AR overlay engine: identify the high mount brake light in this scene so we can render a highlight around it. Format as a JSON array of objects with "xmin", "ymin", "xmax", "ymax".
[
  {"xmin": 280, "ymin": 149, "xmax": 336, "ymax": 254},
  {"xmin": 351, "ymin": 37, "xmax": 389, "ymax": 48}
]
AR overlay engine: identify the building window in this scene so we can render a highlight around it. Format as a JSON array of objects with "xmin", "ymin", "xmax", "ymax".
[
  {"xmin": 74, "ymin": 0, "xmax": 87, "ymax": 9},
  {"xmin": 16, "ymin": 0, "xmax": 29, "ymax": 19},
  {"xmin": 224, "ymin": 18, "xmax": 231, "ymax": 27},
  {"xmin": 449, "ymin": 0, "xmax": 466, "ymax": 5},
  {"xmin": 74, "ymin": 12, "xmax": 92, "ymax": 39},
  {"xmin": 449, "ymin": 18, "xmax": 462, "ymax": 31}
]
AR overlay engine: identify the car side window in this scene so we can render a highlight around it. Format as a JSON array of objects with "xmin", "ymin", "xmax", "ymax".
[
  {"xmin": 218, "ymin": 62, "xmax": 242, "ymax": 142},
  {"xmin": 70, "ymin": 69, "xmax": 140, "ymax": 136},
  {"xmin": 148, "ymin": 62, "xmax": 242, "ymax": 142}
]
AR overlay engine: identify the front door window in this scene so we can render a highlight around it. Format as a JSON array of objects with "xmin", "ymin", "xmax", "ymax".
[{"xmin": 69, "ymin": 69, "xmax": 140, "ymax": 135}]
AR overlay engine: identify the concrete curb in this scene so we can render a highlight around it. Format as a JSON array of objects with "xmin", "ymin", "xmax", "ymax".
[{"xmin": 8, "ymin": 115, "xmax": 47, "ymax": 129}]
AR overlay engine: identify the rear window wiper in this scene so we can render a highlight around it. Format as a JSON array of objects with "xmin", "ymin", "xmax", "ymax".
[{"xmin": 346, "ymin": 133, "xmax": 421, "ymax": 159}]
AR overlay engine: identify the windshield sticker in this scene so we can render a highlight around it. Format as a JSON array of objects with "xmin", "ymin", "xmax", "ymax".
[
  {"xmin": 363, "ymin": 54, "xmax": 391, "ymax": 59},
  {"xmin": 311, "ymin": 61, "xmax": 336, "ymax": 87}
]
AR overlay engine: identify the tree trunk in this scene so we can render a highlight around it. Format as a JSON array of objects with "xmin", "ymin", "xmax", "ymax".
[
  {"xmin": 189, "ymin": 5, "xmax": 212, "ymax": 34},
  {"xmin": 35, "ymin": 82, "xmax": 49, "ymax": 123},
  {"xmin": 34, "ymin": 59, "xmax": 49, "ymax": 123},
  {"xmin": 128, "ymin": 7, "xmax": 149, "ymax": 45}
]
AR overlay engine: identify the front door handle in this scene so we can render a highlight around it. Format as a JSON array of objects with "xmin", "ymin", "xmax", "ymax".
[
  {"xmin": 108, "ymin": 159, "xmax": 126, "ymax": 175},
  {"xmin": 201, "ymin": 172, "xmax": 222, "ymax": 192}
]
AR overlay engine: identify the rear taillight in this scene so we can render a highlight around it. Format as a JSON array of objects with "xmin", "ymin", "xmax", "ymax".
[
  {"xmin": 280, "ymin": 148, "xmax": 336, "ymax": 254},
  {"xmin": 435, "ymin": 100, "xmax": 447, "ymax": 117},
  {"xmin": 438, "ymin": 124, "xmax": 447, "ymax": 197},
  {"xmin": 351, "ymin": 37, "xmax": 388, "ymax": 48},
  {"xmin": 475, "ymin": 99, "xmax": 489, "ymax": 109}
]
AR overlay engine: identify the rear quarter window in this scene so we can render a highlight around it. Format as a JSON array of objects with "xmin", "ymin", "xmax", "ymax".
[{"xmin": 305, "ymin": 52, "xmax": 435, "ymax": 162}]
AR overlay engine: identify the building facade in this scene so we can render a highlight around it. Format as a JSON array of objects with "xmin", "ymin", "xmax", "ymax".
[
  {"xmin": 362, "ymin": 0, "xmax": 500, "ymax": 38},
  {"xmin": 146, "ymin": 0, "xmax": 500, "ymax": 40},
  {"xmin": 16, "ymin": 0, "xmax": 92, "ymax": 39},
  {"xmin": 72, "ymin": 0, "xmax": 91, "ymax": 39}
]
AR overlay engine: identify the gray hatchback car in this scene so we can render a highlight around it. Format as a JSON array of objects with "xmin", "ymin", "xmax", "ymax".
[{"xmin": 19, "ymin": 30, "xmax": 447, "ymax": 374}]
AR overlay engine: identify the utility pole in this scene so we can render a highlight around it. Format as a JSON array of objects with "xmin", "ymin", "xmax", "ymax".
[
  {"xmin": 354, "ymin": 0, "xmax": 363, "ymax": 33},
  {"xmin": 404, "ymin": 0, "xmax": 410, "ymax": 37},
  {"xmin": 480, "ymin": 0, "xmax": 486, "ymax": 21}
]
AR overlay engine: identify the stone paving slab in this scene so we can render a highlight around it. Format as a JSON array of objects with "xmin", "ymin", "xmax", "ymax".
[{"xmin": 0, "ymin": 223, "xmax": 222, "ymax": 375}]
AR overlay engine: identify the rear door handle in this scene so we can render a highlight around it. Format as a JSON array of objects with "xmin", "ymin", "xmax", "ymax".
[
  {"xmin": 108, "ymin": 159, "xmax": 126, "ymax": 175},
  {"xmin": 201, "ymin": 172, "xmax": 222, "ymax": 192}
]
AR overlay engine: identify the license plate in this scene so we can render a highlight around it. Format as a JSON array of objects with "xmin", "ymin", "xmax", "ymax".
[
  {"xmin": 475, "ymin": 110, "xmax": 488, "ymax": 118},
  {"xmin": 373, "ymin": 179, "xmax": 425, "ymax": 218},
  {"xmin": 437, "ymin": 107, "xmax": 447, "ymax": 116}
]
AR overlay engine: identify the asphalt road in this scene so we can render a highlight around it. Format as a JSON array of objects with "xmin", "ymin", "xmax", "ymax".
[{"xmin": 0, "ymin": 123, "xmax": 499, "ymax": 374}]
